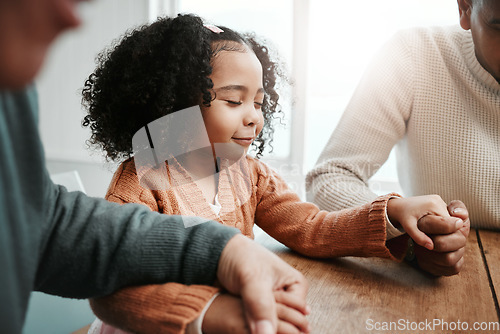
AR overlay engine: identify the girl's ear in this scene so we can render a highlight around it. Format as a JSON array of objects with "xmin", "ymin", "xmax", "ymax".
[{"xmin": 457, "ymin": 0, "xmax": 473, "ymax": 30}]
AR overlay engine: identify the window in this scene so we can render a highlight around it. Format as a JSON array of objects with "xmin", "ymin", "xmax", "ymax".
[
  {"xmin": 305, "ymin": 1, "xmax": 457, "ymax": 195},
  {"xmin": 152, "ymin": 0, "xmax": 459, "ymax": 197}
]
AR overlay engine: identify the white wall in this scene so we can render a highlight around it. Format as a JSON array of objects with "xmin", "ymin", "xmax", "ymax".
[{"xmin": 38, "ymin": 0, "xmax": 150, "ymax": 197}]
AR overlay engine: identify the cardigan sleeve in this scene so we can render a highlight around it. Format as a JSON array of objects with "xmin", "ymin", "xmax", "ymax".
[
  {"xmin": 90, "ymin": 283, "xmax": 219, "ymax": 334},
  {"xmin": 253, "ymin": 160, "xmax": 408, "ymax": 260},
  {"xmin": 89, "ymin": 161, "xmax": 221, "ymax": 334},
  {"xmin": 105, "ymin": 161, "xmax": 160, "ymax": 212}
]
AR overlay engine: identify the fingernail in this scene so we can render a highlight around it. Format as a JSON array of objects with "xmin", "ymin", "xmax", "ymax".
[
  {"xmin": 453, "ymin": 208, "xmax": 465, "ymax": 214},
  {"xmin": 425, "ymin": 242, "xmax": 433, "ymax": 250},
  {"xmin": 255, "ymin": 320, "xmax": 274, "ymax": 334},
  {"xmin": 455, "ymin": 218, "xmax": 464, "ymax": 229},
  {"xmin": 305, "ymin": 305, "xmax": 312, "ymax": 314}
]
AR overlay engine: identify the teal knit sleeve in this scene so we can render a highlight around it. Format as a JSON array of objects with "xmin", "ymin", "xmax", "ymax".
[{"xmin": 36, "ymin": 177, "xmax": 239, "ymax": 298}]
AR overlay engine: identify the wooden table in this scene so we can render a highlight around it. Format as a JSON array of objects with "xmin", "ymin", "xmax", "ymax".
[{"xmin": 255, "ymin": 228, "xmax": 500, "ymax": 334}]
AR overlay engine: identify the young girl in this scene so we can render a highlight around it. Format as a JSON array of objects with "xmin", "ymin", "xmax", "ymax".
[{"xmin": 82, "ymin": 14, "xmax": 467, "ymax": 334}]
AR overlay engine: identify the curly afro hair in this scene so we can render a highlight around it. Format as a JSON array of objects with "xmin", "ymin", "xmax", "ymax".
[{"xmin": 82, "ymin": 13, "xmax": 287, "ymax": 162}]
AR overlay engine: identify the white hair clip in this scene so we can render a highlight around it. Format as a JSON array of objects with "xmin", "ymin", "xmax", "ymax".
[{"xmin": 204, "ymin": 24, "xmax": 224, "ymax": 34}]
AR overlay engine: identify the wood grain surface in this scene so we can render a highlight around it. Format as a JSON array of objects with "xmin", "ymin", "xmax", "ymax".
[{"xmin": 256, "ymin": 228, "xmax": 499, "ymax": 333}]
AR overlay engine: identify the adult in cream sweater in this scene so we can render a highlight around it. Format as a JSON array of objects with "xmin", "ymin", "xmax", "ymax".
[{"xmin": 307, "ymin": 0, "xmax": 499, "ymax": 272}]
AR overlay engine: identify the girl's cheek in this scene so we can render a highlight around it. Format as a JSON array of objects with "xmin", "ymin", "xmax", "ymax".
[{"xmin": 256, "ymin": 122, "xmax": 264, "ymax": 136}]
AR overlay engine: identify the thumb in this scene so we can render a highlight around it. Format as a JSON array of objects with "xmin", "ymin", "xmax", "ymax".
[
  {"xmin": 447, "ymin": 200, "xmax": 470, "ymax": 238},
  {"xmin": 241, "ymin": 279, "xmax": 277, "ymax": 334},
  {"xmin": 447, "ymin": 200, "xmax": 469, "ymax": 221}
]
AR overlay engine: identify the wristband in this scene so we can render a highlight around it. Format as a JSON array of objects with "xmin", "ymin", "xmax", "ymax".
[{"xmin": 186, "ymin": 293, "xmax": 220, "ymax": 334}]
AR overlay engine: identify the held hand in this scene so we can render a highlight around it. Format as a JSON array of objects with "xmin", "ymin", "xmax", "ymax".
[
  {"xmin": 217, "ymin": 234, "xmax": 309, "ymax": 334},
  {"xmin": 414, "ymin": 200, "xmax": 470, "ymax": 276},
  {"xmin": 202, "ymin": 294, "xmax": 249, "ymax": 334},
  {"xmin": 387, "ymin": 195, "xmax": 457, "ymax": 250},
  {"xmin": 274, "ymin": 290, "xmax": 311, "ymax": 333},
  {"xmin": 202, "ymin": 292, "xmax": 310, "ymax": 334}
]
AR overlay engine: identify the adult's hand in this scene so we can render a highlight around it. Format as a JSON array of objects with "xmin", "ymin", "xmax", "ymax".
[
  {"xmin": 415, "ymin": 200, "xmax": 470, "ymax": 276},
  {"xmin": 217, "ymin": 234, "xmax": 309, "ymax": 334}
]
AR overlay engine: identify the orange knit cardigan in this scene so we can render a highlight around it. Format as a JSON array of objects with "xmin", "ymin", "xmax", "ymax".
[{"xmin": 90, "ymin": 156, "xmax": 408, "ymax": 333}]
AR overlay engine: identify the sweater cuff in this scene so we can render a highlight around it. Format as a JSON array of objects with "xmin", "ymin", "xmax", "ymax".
[
  {"xmin": 186, "ymin": 293, "xmax": 220, "ymax": 334},
  {"xmin": 380, "ymin": 194, "xmax": 412, "ymax": 261},
  {"xmin": 385, "ymin": 196, "xmax": 406, "ymax": 240},
  {"xmin": 168, "ymin": 285, "xmax": 220, "ymax": 332},
  {"xmin": 89, "ymin": 284, "xmax": 221, "ymax": 333},
  {"xmin": 369, "ymin": 193, "xmax": 407, "ymax": 261}
]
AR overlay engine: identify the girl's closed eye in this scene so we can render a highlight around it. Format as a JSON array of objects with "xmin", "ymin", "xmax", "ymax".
[
  {"xmin": 225, "ymin": 100, "xmax": 242, "ymax": 105},
  {"xmin": 254, "ymin": 101, "xmax": 263, "ymax": 109}
]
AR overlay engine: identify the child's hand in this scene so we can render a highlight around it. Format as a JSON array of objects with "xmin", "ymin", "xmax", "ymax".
[
  {"xmin": 201, "ymin": 293, "xmax": 248, "ymax": 334},
  {"xmin": 274, "ymin": 289, "xmax": 311, "ymax": 333},
  {"xmin": 387, "ymin": 195, "xmax": 464, "ymax": 250},
  {"xmin": 202, "ymin": 292, "xmax": 310, "ymax": 334}
]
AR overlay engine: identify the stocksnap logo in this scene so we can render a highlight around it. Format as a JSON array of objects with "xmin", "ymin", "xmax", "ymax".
[{"xmin": 132, "ymin": 106, "xmax": 252, "ymax": 228}]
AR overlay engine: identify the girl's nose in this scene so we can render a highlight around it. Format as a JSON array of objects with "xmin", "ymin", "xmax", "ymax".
[{"xmin": 244, "ymin": 105, "xmax": 261, "ymax": 126}]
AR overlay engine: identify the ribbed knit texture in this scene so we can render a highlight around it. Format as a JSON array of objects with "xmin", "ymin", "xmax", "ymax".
[
  {"xmin": 306, "ymin": 25, "xmax": 500, "ymax": 229},
  {"xmin": 90, "ymin": 284, "xmax": 218, "ymax": 334},
  {"xmin": 92, "ymin": 156, "xmax": 407, "ymax": 333},
  {"xmin": 0, "ymin": 87, "xmax": 239, "ymax": 334}
]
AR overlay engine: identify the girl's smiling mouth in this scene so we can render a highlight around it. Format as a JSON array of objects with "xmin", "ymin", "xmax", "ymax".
[{"xmin": 231, "ymin": 137, "xmax": 255, "ymax": 146}]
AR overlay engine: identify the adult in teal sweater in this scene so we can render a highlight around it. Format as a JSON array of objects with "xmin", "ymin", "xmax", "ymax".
[{"xmin": 0, "ymin": 1, "xmax": 308, "ymax": 333}]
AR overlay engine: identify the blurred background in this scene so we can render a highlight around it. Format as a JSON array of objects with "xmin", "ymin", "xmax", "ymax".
[
  {"xmin": 32, "ymin": 1, "xmax": 457, "ymax": 332},
  {"xmin": 40, "ymin": 0, "xmax": 458, "ymax": 199}
]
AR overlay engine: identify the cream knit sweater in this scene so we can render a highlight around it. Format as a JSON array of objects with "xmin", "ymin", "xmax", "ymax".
[{"xmin": 306, "ymin": 25, "xmax": 500, "ymax": 229}]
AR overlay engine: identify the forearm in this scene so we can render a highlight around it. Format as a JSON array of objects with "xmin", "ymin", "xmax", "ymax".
[
  {"xmin": 90, "ymin": 283, "xmax": 219, "ymax": 334},
  {"xmin": 36, "ymin": 183, "xmax": 239, "ymax": 298},
  {"xmin": 265, "ymin": 194, "xmax": 403, "ymax": 259},
  {"xmin": 306, "ymin": 162, "xmax": 378, "ymax": 211},
  {"xmin": 256, "ymin": 163, "xmax": 404, "ymax": 260}
]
